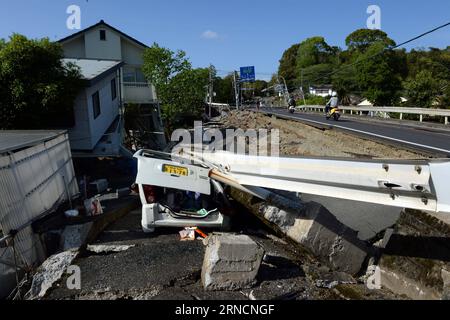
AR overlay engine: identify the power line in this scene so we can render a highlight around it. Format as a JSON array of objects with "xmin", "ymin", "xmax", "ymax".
[{"xmin": 308, "ymin": 21, "xmax": 450, "ymax": 85}]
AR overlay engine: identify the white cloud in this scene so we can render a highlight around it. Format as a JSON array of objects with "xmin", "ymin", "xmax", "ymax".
[{"xmin": 201, "ymin": 30, "xmax": 219, "ymax": 40}]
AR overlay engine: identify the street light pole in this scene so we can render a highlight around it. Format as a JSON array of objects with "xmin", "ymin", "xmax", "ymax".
[{"xmin": 278, "ymin": 75, "xmax": 289, "ymax": 106}]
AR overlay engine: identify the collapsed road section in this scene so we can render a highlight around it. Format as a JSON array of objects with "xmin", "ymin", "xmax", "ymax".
[{"xmin": 12, "ymin": 111, "xmax": 450, "ymax": 301}]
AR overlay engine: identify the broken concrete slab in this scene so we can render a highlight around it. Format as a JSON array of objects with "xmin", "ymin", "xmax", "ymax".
[
  {"xmin": 86, "ymin": 244, "xmax": 136, "ymax": 254},
  {"xmin": 231, "ymin": 187, "xmax": 369, "ymax": 275},
  {"xmin": 26, "ymin": 250, "xmax": 79, "ymax": 300},
  {"xmin": 60, "ymin": 223, "xmax": 93, "ymax": 251},
  {"xmin": 377, "ymin": 210, "xmax": 450, "ymax": 300},
  {"xmin": 201, "ymin": 234, "xmax": 265, "ymax": 291},
  {"xmin": 300, "ymin": 194, "xmax": 403, "ymax": 241},
  {"xmin": 287, "ymin": 202, "xmax": 369, "ymax": 275},
  {"xmin": 442, "ymin": 269, "xmax": 450, "ymax": 300}
]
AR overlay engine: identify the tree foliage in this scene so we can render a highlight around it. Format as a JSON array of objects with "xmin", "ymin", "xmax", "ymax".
[
  {"xmin": 345, "ymin": 29, "xmax": 395, "ymax": 52},
  {"xmin": 354, "ymin": 42, "xmax": 403, "ymax": 105},
  {"xmin": 214, "ymin": 74, "xmax": 235, "ymax": 104},
  {"xmin": 142, "ymin": 43, "xmax": 208, "ymax": 130},
  {"xmin": 142, "ymin": 43, "xmax": 191, "ymax": 90},
  {"xmin": 276, "ymin": 27, "xmax": 449, "ymax": 108},
  {"xmin": 404, "ymin": 70, "xmax": 441, "ymax": 108},
  {"xmin": 0, "ymin": 34, "xmax": 83, "ymax": 129},
  {"xmin": 278, "ymin": 44, "xmax": 300, "ymax": 87}
]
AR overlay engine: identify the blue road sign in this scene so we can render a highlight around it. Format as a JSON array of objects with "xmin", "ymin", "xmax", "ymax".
[{"xmin": 240, "ymin": 66, "xmax": 255, "ymax": 82}]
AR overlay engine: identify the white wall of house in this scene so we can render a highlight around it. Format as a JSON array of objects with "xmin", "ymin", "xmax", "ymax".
[
  {"xmin": 69, "ymin": 71, "xmax": 120, "ymax": 150},
  {"xmin": 84, "ymin": 26, "xmax": 122, "ymax": 60},
  {"xmin": 61, "ymin": 26, "xmax": 158, "ymax": 103},
  {"xmin": 62, "ymin": 36, "xmax": 86, "ymax": 58},
  {"xmin": 68, "ymin": 91, "xmax": 91, "ymax": 149},
  {"xmin": 121, "ymin": 39, "xmax": 144, "ymax": 65}
]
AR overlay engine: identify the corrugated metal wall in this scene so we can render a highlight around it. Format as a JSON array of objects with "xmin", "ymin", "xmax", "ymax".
[{"xmin": 0, "ymin": 133, "xmax": 79, "ymax": 271}]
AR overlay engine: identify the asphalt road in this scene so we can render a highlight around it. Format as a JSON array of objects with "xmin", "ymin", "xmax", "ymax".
[{"xmin": 262, "ymin": 108, "xmax": 450, "ymax": 157}]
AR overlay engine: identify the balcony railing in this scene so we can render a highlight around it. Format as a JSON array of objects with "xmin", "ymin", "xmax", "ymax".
[
  {"xmin": 123, "ymin": 82, "xmax": 150, "ymax": 88},
  {"xmin": 122, "ymin": 82, "xmax": 156, "ymax": 104}
]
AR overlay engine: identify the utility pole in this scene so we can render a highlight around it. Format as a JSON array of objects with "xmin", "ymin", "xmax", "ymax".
[
  {"xmin": 278, "ymin": 75, "xmax": 289, "ymax": 107},
  {"xmin": 208, "ymin": 64, "xmax": 214, "ymax": 118},
  {"xmin": 233, "ymin": 71, "xmax": 240, "ymax": 110},
  {"xmin": 300, "ymin": 69, "xmax": 306, "ymax": 106}
]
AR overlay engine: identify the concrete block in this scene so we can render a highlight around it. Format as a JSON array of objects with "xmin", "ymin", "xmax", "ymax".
[
  {"xmin": 60, "ymin": 222, "xmax": 93, "ymax": 251},
  {"xmin": 201, "ymin": 234, "xmax": 265, "ymax": 291},
  {"xmin": 260, "ymin": 200, "xmax": 368, "ymax": 275},
  {"xmin": 442, "ymin": 269, "xmax": 450, "ymax": 300}
]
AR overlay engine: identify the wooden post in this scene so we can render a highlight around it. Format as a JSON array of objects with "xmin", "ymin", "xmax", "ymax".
[{"xmin": 420, "ymin": 114, "xmax": 423, "ymax": 122}]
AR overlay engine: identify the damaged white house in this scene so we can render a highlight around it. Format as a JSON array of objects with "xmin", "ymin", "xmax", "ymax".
[{"xmin": 58, "ymin": 20, "xmax": 166, "ymax": 157}]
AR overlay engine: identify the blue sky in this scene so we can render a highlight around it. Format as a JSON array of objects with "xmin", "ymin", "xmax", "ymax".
[{"xmin": 1, "ymin": 0, "xmax": 449, "ymax": 80}]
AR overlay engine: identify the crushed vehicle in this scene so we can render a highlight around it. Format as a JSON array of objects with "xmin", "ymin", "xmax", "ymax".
[{"xmin": 134, "ymin": 149, "xmax": 231, "ymax": 233}]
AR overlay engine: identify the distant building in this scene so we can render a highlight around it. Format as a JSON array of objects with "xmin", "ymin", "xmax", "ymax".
[
  {"xmin": 58, "ymin": 20, "xmax": 166, "ymax": 156},
  {"xmin": 309, "ymin": 85, "xmax": 336, "ymax": 98}
]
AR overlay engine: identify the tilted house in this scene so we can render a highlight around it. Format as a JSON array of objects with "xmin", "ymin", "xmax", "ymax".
[{"xmin": 58, "ymin": 20, "xmax": 165, "ymax": 156}]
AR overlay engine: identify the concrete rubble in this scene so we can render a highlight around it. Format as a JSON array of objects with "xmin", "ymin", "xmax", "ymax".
[
  {"xmin": 86, "ymin": 244, "xmax": 136, "ymax": 254},
  {"xmin": 231, "ymin": 188, "xmax": 369, "ymax": 275},
  {"xmin": 26, "ymin": 250, "xmax": 79, "ymax": 300},
  {"xmin": 60, "ymin": 223, "xmax": 93, "ymax": 251},
  {"xmin": 201, "ymin": 233, "xmax": 265, "ymax": 291},
  {"xmin": 376, "ymin": 210, "xmax": 450, "ymax": 300},
  {"xmin": 442, "ymin": 269, "xmax": 450, "ymax": 300}
]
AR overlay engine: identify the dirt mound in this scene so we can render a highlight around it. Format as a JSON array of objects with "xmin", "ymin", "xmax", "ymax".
[{"xmin": 221, "ymin": 111, "xmax": 423, "ymax": 159}]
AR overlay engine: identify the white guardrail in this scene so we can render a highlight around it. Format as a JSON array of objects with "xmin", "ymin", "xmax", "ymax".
[
  {"xmin": 297, "ymin": 105, "xmax": 450, "ymax": 125},
  {"xmin": 134, "ymin": 149, "xmax": 450, "ymax": 214}
]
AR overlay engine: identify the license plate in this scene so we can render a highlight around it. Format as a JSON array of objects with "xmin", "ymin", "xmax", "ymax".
[{"xmin": 162, "ymin": 164, "xmax": 189, "ymax": 176}]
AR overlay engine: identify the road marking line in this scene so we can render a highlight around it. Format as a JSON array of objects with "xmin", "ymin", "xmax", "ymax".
[{"xmin": 268, "ymin": 110, "xmax": 450, "ymax": 155}]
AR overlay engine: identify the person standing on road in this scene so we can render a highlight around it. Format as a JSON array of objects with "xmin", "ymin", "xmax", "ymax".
[{"xmin": 325, "ymin": 92, "xmax": 339, "ymax": 114}]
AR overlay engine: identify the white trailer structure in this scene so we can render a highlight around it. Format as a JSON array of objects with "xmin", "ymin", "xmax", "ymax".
[{"xmin": 0, "ymin": 131, "xmax": 79, "ymax": 299}]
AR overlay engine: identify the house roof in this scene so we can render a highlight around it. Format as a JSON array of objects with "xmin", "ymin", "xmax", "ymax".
[
  {"xmin": 58, "ymin": 20, "xmax": 149, "ymax": 49},
  {"xmin": 0, "ymin": 130, "xmax": 66, "ymax": 154},
  {"xmin": 63, "ymin": 58, "xmax": 124, "ymax": 85}
]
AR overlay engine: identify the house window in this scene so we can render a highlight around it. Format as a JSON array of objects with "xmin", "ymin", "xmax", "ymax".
[
  {"xmin": 92, "ymin": 91, "xmax": 101, "ymax": 119},
  {"xmin": 111, "ymin": 78, "xmax": 117, "ymax": 101},
  {"xmin": 123, "ymin": 69, "xmax": 136, "ymax": 83},
  {"xmin": 100, "ymin": 30, "xmax": 106, "ymax": 41}
]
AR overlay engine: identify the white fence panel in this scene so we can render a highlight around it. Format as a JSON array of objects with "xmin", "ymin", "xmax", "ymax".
[{"xmin": 0, "ymin": 133, "xmax": 79, "ymax": 269}]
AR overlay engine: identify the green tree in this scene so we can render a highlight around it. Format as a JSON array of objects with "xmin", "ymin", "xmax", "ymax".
[
  {"xmin": 355, "ymin": 42, "xmax": 403, "ymax": 105},
  {"xmin": 0, "ymin": 34, "xmax": 83, "ymax": 129},
  {"xmin": 214, "ymin": 74, "xmax": 235, "ymax": 104},
  {"xmin": 294, "ymin": 37, "xmax": 339, "ymax": 90},
  {"xmin": 404, "ymin": 70, "xmax": 441, "ymax": 108},
  {"xmin": 295, "ymin": 37, "xmax": 337, "ymax": 70},
  {"xmin": 142, "ymin": 43, "xmax": 209, "ymax": 130},
  {"xmin": 345, "ymin": 29, "xmax": 395, "ymax": 52},
  {"xmin": 278, "ymin": 43, "xmax": 300, "ymax": 87},
  {"xmin": 159, "ymin": 68, "xmax": 209, "ymax": 126},
  {"xmin": 142, "ymin": 43, "xmax": 191, "ymax": 90}
]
